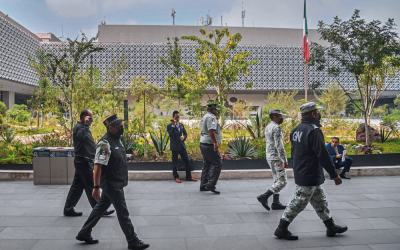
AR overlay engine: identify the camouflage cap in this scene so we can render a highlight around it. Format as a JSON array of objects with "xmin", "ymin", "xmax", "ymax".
[
  {"xmin": 300, "ymin": 102, "xmax": 323, "ymax": 114},
  {"xmin": 269, "ymin": 109, "xmax": 286, "ymax": 116}
]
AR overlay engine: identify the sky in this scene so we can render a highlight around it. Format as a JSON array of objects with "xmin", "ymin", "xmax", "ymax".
[{"xmin": 1, "ymin": 0, "xmax": 400, "ymax": 40}]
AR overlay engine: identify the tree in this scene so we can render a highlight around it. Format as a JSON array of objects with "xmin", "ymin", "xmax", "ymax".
[
  {"xmin": 394, "ymin": 94, "xmax": 400, "ymax": 108},
  {"xmin": 309, "ymin": 9, "xmax": 400, "ymax": 147},
  {"xmin": 28, "ymin": 32, "xmax": 104, "ymax": 140},
  {"xmin": 128, "ymin": 77, "xmax": 160, "ymax": 156},
  {"xmin": 178, "ymin": 28, "xmax": 259, "ymax": 122},
  {"xmin": 315, "ymin": 82, "xmax": 347, "ymax": 115},
  {"xmin": 156, "ymin": 37, "xmax": 190, "ymax": 107}
]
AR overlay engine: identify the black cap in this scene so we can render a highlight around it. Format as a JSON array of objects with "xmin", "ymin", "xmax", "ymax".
[
  {"xmin": 103, "ymin": 114, "xmax": 123, "ymax": 127},
  {"xmin": 206, "ymin": 103, "xmax": 219, "ymax": 110}
]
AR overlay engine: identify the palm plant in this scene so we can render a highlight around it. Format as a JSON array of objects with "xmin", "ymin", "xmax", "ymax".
[
  {"xmin": 245, "ymin": 109, "xmax": 265, "ymax": 139},
  {"xmin": 150, "ymin": 130, "xmax": 170, "ymax": 156},
  {"xmin": 227, "ymin": 137, "xmax": 256, "ymax": 159}
]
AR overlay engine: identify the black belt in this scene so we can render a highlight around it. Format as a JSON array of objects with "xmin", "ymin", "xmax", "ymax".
[
  {"xmin": 76, "ymin": 155, "xmax": 94, "ymax": 161},
  {"xmin": 200, "ymin": 143, "xmax": 214, "ymax": 146}
]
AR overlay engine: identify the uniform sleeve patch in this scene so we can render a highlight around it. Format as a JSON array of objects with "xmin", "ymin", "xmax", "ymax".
[
  {"xmin": 99, "ymin": 147, "xmax": 108, "ymax": 159},
  {"xmin": 211, "ymin": 118, "xmax": 216, "ymax": 124}
]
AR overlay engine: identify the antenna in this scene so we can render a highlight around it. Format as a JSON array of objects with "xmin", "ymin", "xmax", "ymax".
[
  {"xmin": 171, "ymin": 8, "xmax": 176, "ymax": 25},
  {"xmin": 241, "ymin": 2, "xmax": 245, "ymax": 27},
  {"xmin": 100, "ymin": 16, "xmax": 106, "ymax": 25},
  {"xmin": 221, "ymin": 15, "xmax": 223, "ymax": 26}
]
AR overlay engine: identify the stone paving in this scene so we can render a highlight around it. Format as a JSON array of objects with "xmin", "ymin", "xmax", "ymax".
[{"xmin": 0, "ymin": 176, "xmax": 399, "ymax": 250}]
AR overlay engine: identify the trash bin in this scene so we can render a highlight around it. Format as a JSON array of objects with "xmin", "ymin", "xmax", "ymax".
[
  {"xmin": 33, "ymin": 147, "xmax": 51, "ymax": 185},
  {"xmin": 49, "ymin": 147, "xmax": 69, "ymax": 184}
]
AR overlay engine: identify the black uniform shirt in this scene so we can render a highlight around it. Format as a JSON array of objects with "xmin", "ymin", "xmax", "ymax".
[
  {"xmin": 290, "ymin": 117, "xmax": 338, "ymax": 186},
  {"xmin": 73, "ymin": 121, "xmax": 96, "ymax": 159}
]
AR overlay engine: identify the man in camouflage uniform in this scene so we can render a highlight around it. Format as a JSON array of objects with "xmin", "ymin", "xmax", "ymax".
[
  {"xmin": 257, "ymin": 109, "xmax": 288, "ymax": 211},
  {"xmin": 274, "ymin": 102, "xmax": 348, "ymax": 241}
]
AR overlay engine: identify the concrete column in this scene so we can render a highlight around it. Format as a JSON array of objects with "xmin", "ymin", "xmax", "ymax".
[{"xmin": 2, "ymin": 91, "xmax": 15, "ymax": 109}]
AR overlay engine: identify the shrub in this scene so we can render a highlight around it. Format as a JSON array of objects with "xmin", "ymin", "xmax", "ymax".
[
  {"xmin": 227, "ymin": 137, "xmax": 256, "ymax": 159},
  {"xmin": 0, "ymin": 101, "xmax": 6, "ymax": 116},
  {"xmin": 6, "ymin": 104, "xmax": 30, "ymax": 123}
]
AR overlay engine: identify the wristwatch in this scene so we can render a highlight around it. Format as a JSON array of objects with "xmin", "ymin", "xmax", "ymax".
[{"xmin": 94, "ymin": 185, "xmax": 100, "ymax": 189}]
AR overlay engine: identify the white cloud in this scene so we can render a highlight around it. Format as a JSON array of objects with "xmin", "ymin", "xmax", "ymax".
[{"xmin": 46, "ymin": 0, "xmax": 98, "ymax": 18}]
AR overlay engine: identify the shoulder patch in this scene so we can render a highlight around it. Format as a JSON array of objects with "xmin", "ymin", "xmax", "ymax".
[{"xmin": 311, "ymin": 124, "xmax": 319, "ymax": 130}]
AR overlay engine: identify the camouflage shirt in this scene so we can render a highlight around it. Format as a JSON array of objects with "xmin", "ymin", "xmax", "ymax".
[{"xmin": 265, "ymin": 121, "xmax": 287, "ymax": 163}]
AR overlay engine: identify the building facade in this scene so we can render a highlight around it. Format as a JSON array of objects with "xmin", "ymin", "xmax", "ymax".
[{"xmin": 1, "ymin": 13, "xmax": 399, "ymax": 110}]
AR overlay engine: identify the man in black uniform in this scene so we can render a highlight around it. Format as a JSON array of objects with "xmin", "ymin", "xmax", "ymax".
[
  {"xmin": 274, "ymin": 102, "xmax": 348, "ymax": 240},
  {"xmin": 76, "ymin": 114, "xmax": 149, "ymax": 250},
  {"xmin": 64, "ymin": 109, "xmax": 114, "ymax": 217}
]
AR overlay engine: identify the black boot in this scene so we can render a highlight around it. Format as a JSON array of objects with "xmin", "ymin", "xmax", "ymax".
[
  {"xmin": 271, "ymin": 194, "xmax": 286, "ymax": 210},
  {"xmin": 257, "ymin": 190, "xmax": 273, "ymax": 211},
  {"xmin": 128, "ymin": 233, "xmax": 150, "ymax": 250},
  {"xmin": 323, "ymin": 217, "xmax": 348, "ymax": 237},
  {"xmin": 274, "ymin": 219, "xmax": 298, "ymax": 240}
]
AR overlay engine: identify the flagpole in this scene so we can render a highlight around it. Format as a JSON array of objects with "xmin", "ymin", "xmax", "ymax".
[{"xmin": 305, "ymin": 62, "xmax": 308, "ymax": 102}]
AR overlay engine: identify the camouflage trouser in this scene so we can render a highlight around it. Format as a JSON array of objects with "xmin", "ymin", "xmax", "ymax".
[
  {"xmin": 268, "ymin": 160, "xmax": 287, "ymax": 194},
  {"xmin": 282, "ymin": 185, "xmax": 331, "ymax": 223}
]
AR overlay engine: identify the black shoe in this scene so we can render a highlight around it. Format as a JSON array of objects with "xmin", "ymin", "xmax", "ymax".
[
  {"xmin": 271, "ymin": 194, "xmax": 286, "ymax": 210},
  {"xmin": 200, "ymin": 186, "xmax": 208, "ymax": 191},
  {"xmin": 257, "ymin": 190, "xmax": 273, "ymax": 211},
  {"xmin": 340, "ymin": 174, "xmax": 351, "ymax": 179},
  {"xmin": 64, "ymin": 210, "xmax": 83, "ymax": 217},
  {"xmin": 128, "ymin": 234, "xmax": 150, "ymax": 250},
  {"xmin": 207, "ymin": 187, "xmax": 220, "ymax": 194},
  {"xmin": 102, "ymin": 209, "xmax": 115, "ymax": 216},
  {"xmin": 323, "ymin": 217, "xmax": 348, "ymax": 237},
  {"xmin": 76, "ymin": 234, "xmax": 99, "ymax": 244},
  {"xmin": 274, "ymin": 219, "xmax": 298, "ymax": 240}
]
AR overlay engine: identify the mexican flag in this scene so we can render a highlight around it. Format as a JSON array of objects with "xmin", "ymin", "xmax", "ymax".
[{"xmin": 303, "ymin": 0, "xmax": 309, "ymax": 62}]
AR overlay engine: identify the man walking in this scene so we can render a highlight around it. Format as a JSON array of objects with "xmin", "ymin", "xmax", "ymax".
[
  {"xmin": 167, "ymin": 110, "xmax": 197, "ymax": 183},
  {"xmin": 257, "ymin": 109, "xmax": 288, "ymax": 211},
  {"xmin": 274, "ymin": 102, "xmax": 347, "ymax": 240},
  {"xmin": 64, "ymin": 109, "xmax": 114, "ymax": 217},
  {"xmin": 76, "ymin": 114, "xmax": 149, "ymax": 250},
  {"xmin": 199, "ymin": 104, "xmax": 223, "ymax": 194}
]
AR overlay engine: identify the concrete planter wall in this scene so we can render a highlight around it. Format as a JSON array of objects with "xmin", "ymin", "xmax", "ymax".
[{"xmin": 1, "ymin": 153, "xmax": 400, "ymax": 171}]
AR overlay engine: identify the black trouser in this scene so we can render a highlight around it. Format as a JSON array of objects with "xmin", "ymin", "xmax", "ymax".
[
  {"xmin": 78, "ymin": 188, "xmax": 136, "ymax": 244},
  {"xmin": 64, "ymin": 157, "xmax": 98, "ymax": 213},
  {"xmin": 172, "ymin": 146, "xmax": 192, "ymax": 179},
  {"xmin": 200, "ymin": 143, "xmax": 222, "ymax": 189}
]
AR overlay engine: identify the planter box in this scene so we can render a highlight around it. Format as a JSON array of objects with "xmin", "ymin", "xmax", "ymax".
[{"xmin": 1, "ymin": 153, "xmax": 400, "ymax": 171}]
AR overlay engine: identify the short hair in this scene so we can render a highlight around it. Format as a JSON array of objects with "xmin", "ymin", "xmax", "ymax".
[
  {"xmin": 332, "ymin": 137, "xmax": 340, "ymax": 142},
  {"xmin": 301, "ymin": 110, "xmax": 316, "ymax": 118},
  {"xmin": 80, "ymin": 109, "xmax": 90, "ymax": 119},
  {"xmin": 172, "ymin": 110, "xmax": 179, "ymax": 118},
  {"xmin": 269, "ymin": 113, "xmax": 278, "ymax": 120}
]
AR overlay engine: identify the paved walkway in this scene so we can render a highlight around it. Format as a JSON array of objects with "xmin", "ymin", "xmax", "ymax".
[{"xmin": 0, "ymin": 177, "xmax": 399, "ymax": 250}]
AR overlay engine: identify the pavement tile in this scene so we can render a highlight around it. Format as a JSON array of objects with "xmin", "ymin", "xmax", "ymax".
[
  {"xmin": 31, "ymin": 239, "xmax": 111, "ymax": 250},
  {"xmin": 332, "ymin": 229, "xmax": 400, "ymax": 245},
  {"xmin": 256, "ymin": 232, "xmax": 340, "ymax": 249},
  {"xmin": 349, "ymin": 200, "xmax": 400, "ymax": 209},
  {"xmin": 298, "ymin": 209, "xmax": 360, "ymax": 220},
  {"xmin": 0, "ymin": 227, "xmax": 72, "ymax": 239},
  {"xmin": 110, "ymin": 238, "xmax": 187, "ymax": 250},
  {"xmin": 369, "ymin": 243, "xmax": 400, "ymax": 250},
  {"xmin": 349, "ymin": 207, "xmax": 400, "ymax": 218},
  {"xmin": 203, "ymin": 223, "xmax": 273, "ymax": 236},
  {"xmin": 0, "ymin": 239, "xmax": 38, "ymax": 250},
  {"xmin": 0, "ymin": 216, "xmax": 58, "ymax": 227},
  {"xmin": 138, "ymin": 225, "xmax": 208, "ymax": 239},
  {"xmin": 185, "ymin": 235, "xmax": 266, "ymax": 250},
  {"xmin": 179, "ymin": 214, "xmax": 243, "ymax": 225}
]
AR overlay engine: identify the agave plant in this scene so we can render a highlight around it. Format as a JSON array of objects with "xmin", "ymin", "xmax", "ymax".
[
  {"xmin": 121, "ymin": 133, "xmax": 136, "ymax": 152},
  {"xmin": 245, "ymin": 110, "xmax": 265, "ymax": 139},
  {"xmin": 0, "ymin": 128, "xmax": 16, "ymax": 143},
  {"xmin": 380, "ymin": 127, "xmax": 392, "ymax": 143},
  {"xmin": 150, "ymin": 130, "xmax": 170, "ymax": 156},
  {"xmin": 227, "ymin": 137, "xmax": 256, "ymax": 159}
]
